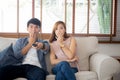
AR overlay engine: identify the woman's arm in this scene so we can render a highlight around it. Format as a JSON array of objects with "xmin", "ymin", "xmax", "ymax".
[
  {"xmin": 50, "ymin": 41, "xmax": 78, "ymax": 65},
  {"xmin": 60, "ymin": 37, "xmax": 77, "ymax": 59},
  {"xmin": 50, "ymin": 45, "xmax": 66, "ymax": 65}
]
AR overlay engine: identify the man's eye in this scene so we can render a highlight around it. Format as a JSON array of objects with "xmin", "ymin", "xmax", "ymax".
[{"xmin": 30, "ymin": 26, "xmax": 33, "ymax": 28}]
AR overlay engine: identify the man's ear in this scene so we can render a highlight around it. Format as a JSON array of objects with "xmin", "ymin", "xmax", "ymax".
[{"xmin": 39, "ymin": 28, "xmax": 41, "ymax": 33}]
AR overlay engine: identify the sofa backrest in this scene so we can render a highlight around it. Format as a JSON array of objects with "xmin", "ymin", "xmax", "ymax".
[
  {"xmin": 0, "ymin": 37, "xmax": 52, "ymax": 73},
  {"xmin": 75, "ymin": 36, "xmax": 98, "ymax": 71},
  {"xmin": 0, "ymin": 37, "xmax": 17, "ymax": 51},
  {"xmin": 0, "ymin": 36, "xmax": 98, "ymax": 72},
  {"xmin": 45, "ymin": 36, "xmax": 98, "ymax": 73},
  {"xmin": 45, "ymin": 52, "xmax": 53, "ymax": 73}
]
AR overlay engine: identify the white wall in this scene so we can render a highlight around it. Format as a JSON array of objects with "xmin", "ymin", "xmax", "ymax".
[
  {"xmin": 99, "ymin": 0, "xmax": 120, "ymax": 57},
  {"xmin": 98, "ymin": 44, "xmax": 120, "ymax": 56}
]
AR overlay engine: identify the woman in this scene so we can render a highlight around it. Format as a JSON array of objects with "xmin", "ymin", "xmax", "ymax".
[{"xmin": 49, "ymin": 21, "xmax": 79, "ymax": 80}]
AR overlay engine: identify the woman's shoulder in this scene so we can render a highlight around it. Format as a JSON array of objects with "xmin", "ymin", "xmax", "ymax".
[
  {"xmin": 67, "ymin": 36, "xmax": 76, "ymax": 41},
  {"xmin": 68, "ymin": 36, "xmax": 76, "ymax": 45},
  {"xmin": 50, "ymin": 40, "xmax": 57, "ymax": 45}
]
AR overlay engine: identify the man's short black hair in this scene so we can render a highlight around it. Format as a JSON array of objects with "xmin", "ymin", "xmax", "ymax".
[{"xmin": 27, "ymin": 18, "xmax": 41, "ymax": 28}]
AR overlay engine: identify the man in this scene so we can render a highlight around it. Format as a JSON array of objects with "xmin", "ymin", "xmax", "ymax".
[{"xmin": 0, "ymin": 18, "xmax": 50, "ymax": 80}]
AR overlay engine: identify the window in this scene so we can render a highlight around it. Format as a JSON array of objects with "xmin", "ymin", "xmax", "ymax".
[
  {"xmin": 0, "ymin": 0, "xmax": 17, "ymax": 32},
  {"xmin": 0, "ymin": 0, "xmax": 118, "ymax": 42},
  {"xmin": 42, "ymin": 0, "xmax": 65, "ymax": 33},
  {"xmin": 19, "ymin": 0, "xmax": 33, "ymax": 33}
]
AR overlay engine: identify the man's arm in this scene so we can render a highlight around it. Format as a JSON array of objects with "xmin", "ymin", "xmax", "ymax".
[
  {"xmin": 13, "ymin": 38, "xmax": 27, "ymax": 59},
  {"xmin": 40, "ymin": 41, "xmax": 50, "ymax": 54},
  {"xmin": 21, "ymin": 43, "xmax": 32, "ymax": 55}
]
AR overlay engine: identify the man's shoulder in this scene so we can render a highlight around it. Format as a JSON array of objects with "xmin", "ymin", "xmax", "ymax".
[
  {"xmin": 16, "ymin": 37, "xmax": 28, "ymax": 44},
  {"xmin": 17, "ymin": 37, "xmax": 28, "ymax": 41}
]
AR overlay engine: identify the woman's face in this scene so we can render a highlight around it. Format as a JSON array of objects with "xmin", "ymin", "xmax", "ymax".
[{"xmin": 55, "ymin": 24, "xmax": 65, "ymax": 37}]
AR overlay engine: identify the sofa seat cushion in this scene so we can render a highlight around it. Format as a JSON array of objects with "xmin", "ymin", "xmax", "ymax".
[
  {"xmin": 46, "ymin": 74, "xmax": 55, "ymax": 80},
  {"xmin": 14, "ymin": 78, "xmax": 27, "ymax": 80},
  {"xmin": 75, "ymin": 71, "xmax": 98, "ymax": 80},
  {"xmin": 15, "ymin": 75, "xmax": 55, "ymax": 80},
  {"xmin": 46, "ymin": 71, "xmax": 97, "ymax": 80}
]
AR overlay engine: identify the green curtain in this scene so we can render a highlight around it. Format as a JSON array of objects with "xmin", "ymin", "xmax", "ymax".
[{"xmin": 97, "ymin": 0, "xmax": 112, "ymax": 34}]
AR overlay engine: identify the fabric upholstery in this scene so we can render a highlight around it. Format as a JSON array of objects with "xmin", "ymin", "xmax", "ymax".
[
  {"xmin": 90, "ymin": 53, "xmax": 120, "ymax": 80},
  {"xmin": 75, "ymin": 71, "xmax": 97, "ymax": 80},
  {"xmin": 0, "ymin": 37, "xmax": 17, "ymax": 51},
  {"xmin": 0, "ymin": 36, "xmax": 119, "ymax": 80},
  {"xmin": 46, "ymin": 71, "xmax": 97, "ymax": 80},
  {"xmin": 75, "ymin": 37, "xmax": 98, "ymax": 71},
  {"xmin": 0, "ymin": 43, "xmax": 20, "ymax": 67},
  {"xmin": 0, "ymin": 44, "xmax": 13, "ymax": 61}
]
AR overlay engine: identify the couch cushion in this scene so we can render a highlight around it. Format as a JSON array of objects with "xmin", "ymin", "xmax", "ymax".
[
  {"xmin": 0, "ymin": 43, "xmax": 20, "ymax": 67},
  {"xmin": 15, "ymin": 71, "xmax": 97, "ymax": 80},
  {"xmin": 14, "ymin": 78, "xmax": 27, "ymax": 80},
  {"xmin": 45, "ymin": 52, "xmax": 54, "ymax": 73},
  {"xmin": 75, "ymin": 71, "xmax": 98, "ymax": 80},
  {"xmin": 0, "ymin": 37, "xmax": 17, "ymax": 51},
  {"xmin": 46, "ymin": 74, "xmax": 55, "ymax": 80},
  {"xmin": 75, "ymin": 36, "xmax": 98, "ymax": 71},
  {"xmin": 46, "ymin": 71, "xmax": 97, "ymax": 80}
]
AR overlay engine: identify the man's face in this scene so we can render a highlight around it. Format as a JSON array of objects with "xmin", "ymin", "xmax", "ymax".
[{"xmin": 27, "ymin": 23, "xmax": 40, "ymax": 34}]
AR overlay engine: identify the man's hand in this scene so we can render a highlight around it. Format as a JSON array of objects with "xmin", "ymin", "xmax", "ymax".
[
  {"xmin": 29, "ymin": 32, "xmax": 37, "ymax": 45},
  {"xmin": 32, "ymin": 42, "xmax": 44, "ymax": 50}
]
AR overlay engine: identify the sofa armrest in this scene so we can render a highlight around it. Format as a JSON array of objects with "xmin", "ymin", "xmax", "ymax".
[{"xmin": 90, "ymin": 53, "xmax": 120, "ymax": 80}]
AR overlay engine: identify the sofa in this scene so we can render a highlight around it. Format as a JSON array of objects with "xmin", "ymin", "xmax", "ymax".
[{"xmin": 0, "ymin": 36, "xmax": 120, "ymax": 80}]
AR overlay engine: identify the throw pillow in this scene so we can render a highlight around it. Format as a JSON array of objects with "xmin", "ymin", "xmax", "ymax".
[{"xmin": 0, "ymin": 43, "xmax": 20, "ymax": 67}]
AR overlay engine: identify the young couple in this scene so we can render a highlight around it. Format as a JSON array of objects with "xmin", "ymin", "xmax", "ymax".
[{"xmin": 0, "ymin": 18, "xmax": 79, "ymax": 80}]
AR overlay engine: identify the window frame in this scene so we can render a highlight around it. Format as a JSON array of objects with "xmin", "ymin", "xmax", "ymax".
[{"xmin": 0, "ymin": 0, "xmax": 118, "ymax": 43}]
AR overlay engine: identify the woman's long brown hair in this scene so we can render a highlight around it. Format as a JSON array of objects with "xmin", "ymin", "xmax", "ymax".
[{"xmin": 49, "ymin": 21, "xmax": 69, "ymax": 43}]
